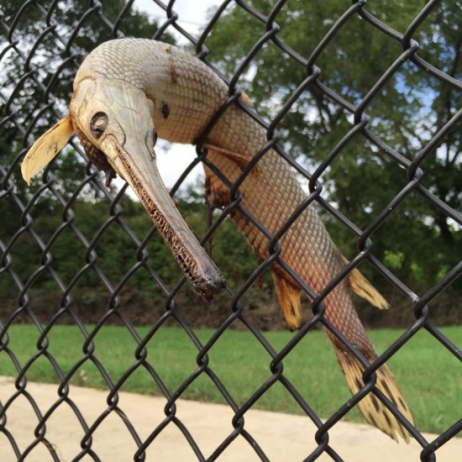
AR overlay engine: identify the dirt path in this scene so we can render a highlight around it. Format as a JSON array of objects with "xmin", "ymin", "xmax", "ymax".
[{"xmin": 0, "ymin": 377, "xmax": 459, "ymax": 461}]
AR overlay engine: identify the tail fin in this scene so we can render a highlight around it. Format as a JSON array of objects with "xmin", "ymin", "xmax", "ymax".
[{"xmin": 335, "ymin": 349, "xmax": 413, "ymax": 443}]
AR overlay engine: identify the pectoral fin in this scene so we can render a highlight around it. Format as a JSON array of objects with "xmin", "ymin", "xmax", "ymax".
[
  {"xmin": 202, "ymin": 143, "xmax": 259, "ymax": 176},
  {"xmin": 272, "ymin": 269, "xmax": 302, "ymax": 331},
  {"xmin": 21, "ymin": 115, "xmax": 74, "ymax": 185}
]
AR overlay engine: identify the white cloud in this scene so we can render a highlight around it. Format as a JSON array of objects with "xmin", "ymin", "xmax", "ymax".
[
  {"xmin": 134, "ymin": 0, "xmax": 221, "ymax": 42},
  {"xmin": 129, "ymin": 0, "xmax": 221, "ymax": 191}
]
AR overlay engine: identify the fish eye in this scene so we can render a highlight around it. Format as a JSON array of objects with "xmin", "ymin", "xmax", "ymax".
[{"xmin": 90, "ymin": 112, "xmax": 108, "ymax": 139}]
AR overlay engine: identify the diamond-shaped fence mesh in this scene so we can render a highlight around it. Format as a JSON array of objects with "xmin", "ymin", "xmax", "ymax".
[{"xmin": 1, "ymin": 0, "xmax": 461, "ymax": 461}]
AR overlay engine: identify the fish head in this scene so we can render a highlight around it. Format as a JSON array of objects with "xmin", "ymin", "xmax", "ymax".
[
  {"xmin": 69, "ymin": 77, "xmax": 157, "ymax": 188},
  {"xmin": 21, "ymin": 72, "xmax": 226, "ymax": 301}
]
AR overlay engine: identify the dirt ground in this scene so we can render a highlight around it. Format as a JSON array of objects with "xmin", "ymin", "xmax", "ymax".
[{"xmin": 0, "ymin": 376, "xmax": 459, "ymax": 461}]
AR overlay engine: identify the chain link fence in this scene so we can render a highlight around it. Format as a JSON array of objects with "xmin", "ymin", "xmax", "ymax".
[{"xmin": 1, "ymin": 0, "xmax": 461, "ymax": 460}]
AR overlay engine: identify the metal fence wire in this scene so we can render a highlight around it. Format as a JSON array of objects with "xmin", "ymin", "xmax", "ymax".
[{"xmin": 1, "ymin": 0, "xmax": 462, "ymax": 460}]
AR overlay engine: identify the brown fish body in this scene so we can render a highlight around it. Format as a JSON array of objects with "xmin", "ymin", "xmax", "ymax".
[{"xmin": 22, "ymin": 38, "xmax": 413, "ymax": 441}]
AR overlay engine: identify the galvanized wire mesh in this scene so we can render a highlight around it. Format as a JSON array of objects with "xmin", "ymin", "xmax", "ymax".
[{"xmin": 1, "ymin": 0, "xmax": 461, "ymax": 461}]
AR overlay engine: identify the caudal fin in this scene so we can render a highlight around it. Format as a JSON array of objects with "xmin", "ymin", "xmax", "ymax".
[{"xmin": 335, "ymin": 349, "xmax": 413, "ymax": 442}]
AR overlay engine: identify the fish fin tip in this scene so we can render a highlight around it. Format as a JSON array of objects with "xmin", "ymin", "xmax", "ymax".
[
  {"xmin": 335, "ymin": 350, "xmax": 413, "ymax": 443},
  {"xmin": 21, "ymin": 115, "xmax": 74, "ymax": 184},
  {"xmin": 342, "ymin": 256, "xmax": 389, "ymax": 309},
  {"xmin": 239, "ymin": 92, "xmax": 253, "ymax": 108},
  {"xmin": 272, "ymin": 270, "xmax": 302, "ymax": 330},
  {"xmin": 203, "ymin": 143, "xmax": 259, "ymax": 176}
]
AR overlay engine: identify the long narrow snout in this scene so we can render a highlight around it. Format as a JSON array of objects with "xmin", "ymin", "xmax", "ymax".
[
  {"xmin": 100, "ymin": 133, "xmax": 226, "ymax": 300},
  {"xmin": 71, "ymin": 76, "xmax": 226, "ymax": 300}
]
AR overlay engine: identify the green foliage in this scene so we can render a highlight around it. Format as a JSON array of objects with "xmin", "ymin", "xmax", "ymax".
[
  {"xmin": 0, "ymin": 0, "xmax": 175, "ymax": 195},
  {"xmin": 205, "ymin": 0, "xmax": 462, "ymax": 293},
  {"xmin": 0, "ymin": 191, "xmax": 259, "ymax": 299},
  {"xmin": 1, "ymin": 1, "xmax": 461, "ymax": 318},
  {"xmin": 0, "ymin": 1, "xmax": 180, "ymax": 299}
]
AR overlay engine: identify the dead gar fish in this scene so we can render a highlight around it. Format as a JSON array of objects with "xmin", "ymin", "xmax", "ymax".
[{"xmin": 21, "ymin": 38, "xmax": 413, "ymax": 442}]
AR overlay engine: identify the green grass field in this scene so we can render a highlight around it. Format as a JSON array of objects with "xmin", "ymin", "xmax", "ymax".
[{"xmin": 0, "ymin": 324, "xmax": 460, "ymax": 435}]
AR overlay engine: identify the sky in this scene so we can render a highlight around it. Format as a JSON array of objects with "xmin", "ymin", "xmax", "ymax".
[
  {"xmin": 130, "ymin": 0, "xmax": 222, "ymax": 191},
  {"xmin": 136, "ymin": 0, "xmax": 220, "ymax": 37}
]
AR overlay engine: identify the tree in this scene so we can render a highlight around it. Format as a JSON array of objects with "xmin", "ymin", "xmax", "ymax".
[
  {"xmin": 0, "ymin": 1, "xmax": 177, "ymax": 300},
  {"xmin": 204, "ymin": 0, "xmax": 462, "ymax": 291},
  {"xmin": 0, "ymin": 0, "xmax": 175, "ymax": 197}
]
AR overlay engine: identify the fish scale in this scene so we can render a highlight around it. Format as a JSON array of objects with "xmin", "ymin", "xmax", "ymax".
[{"xmin": 22, "ymin": 38, "xmax": 414, "ymax": 442}]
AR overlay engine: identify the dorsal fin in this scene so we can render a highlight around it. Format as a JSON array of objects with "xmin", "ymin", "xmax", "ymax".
[{"xmin": 342, "ymin": 256, "xmax": 389, "ymax": 310}]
